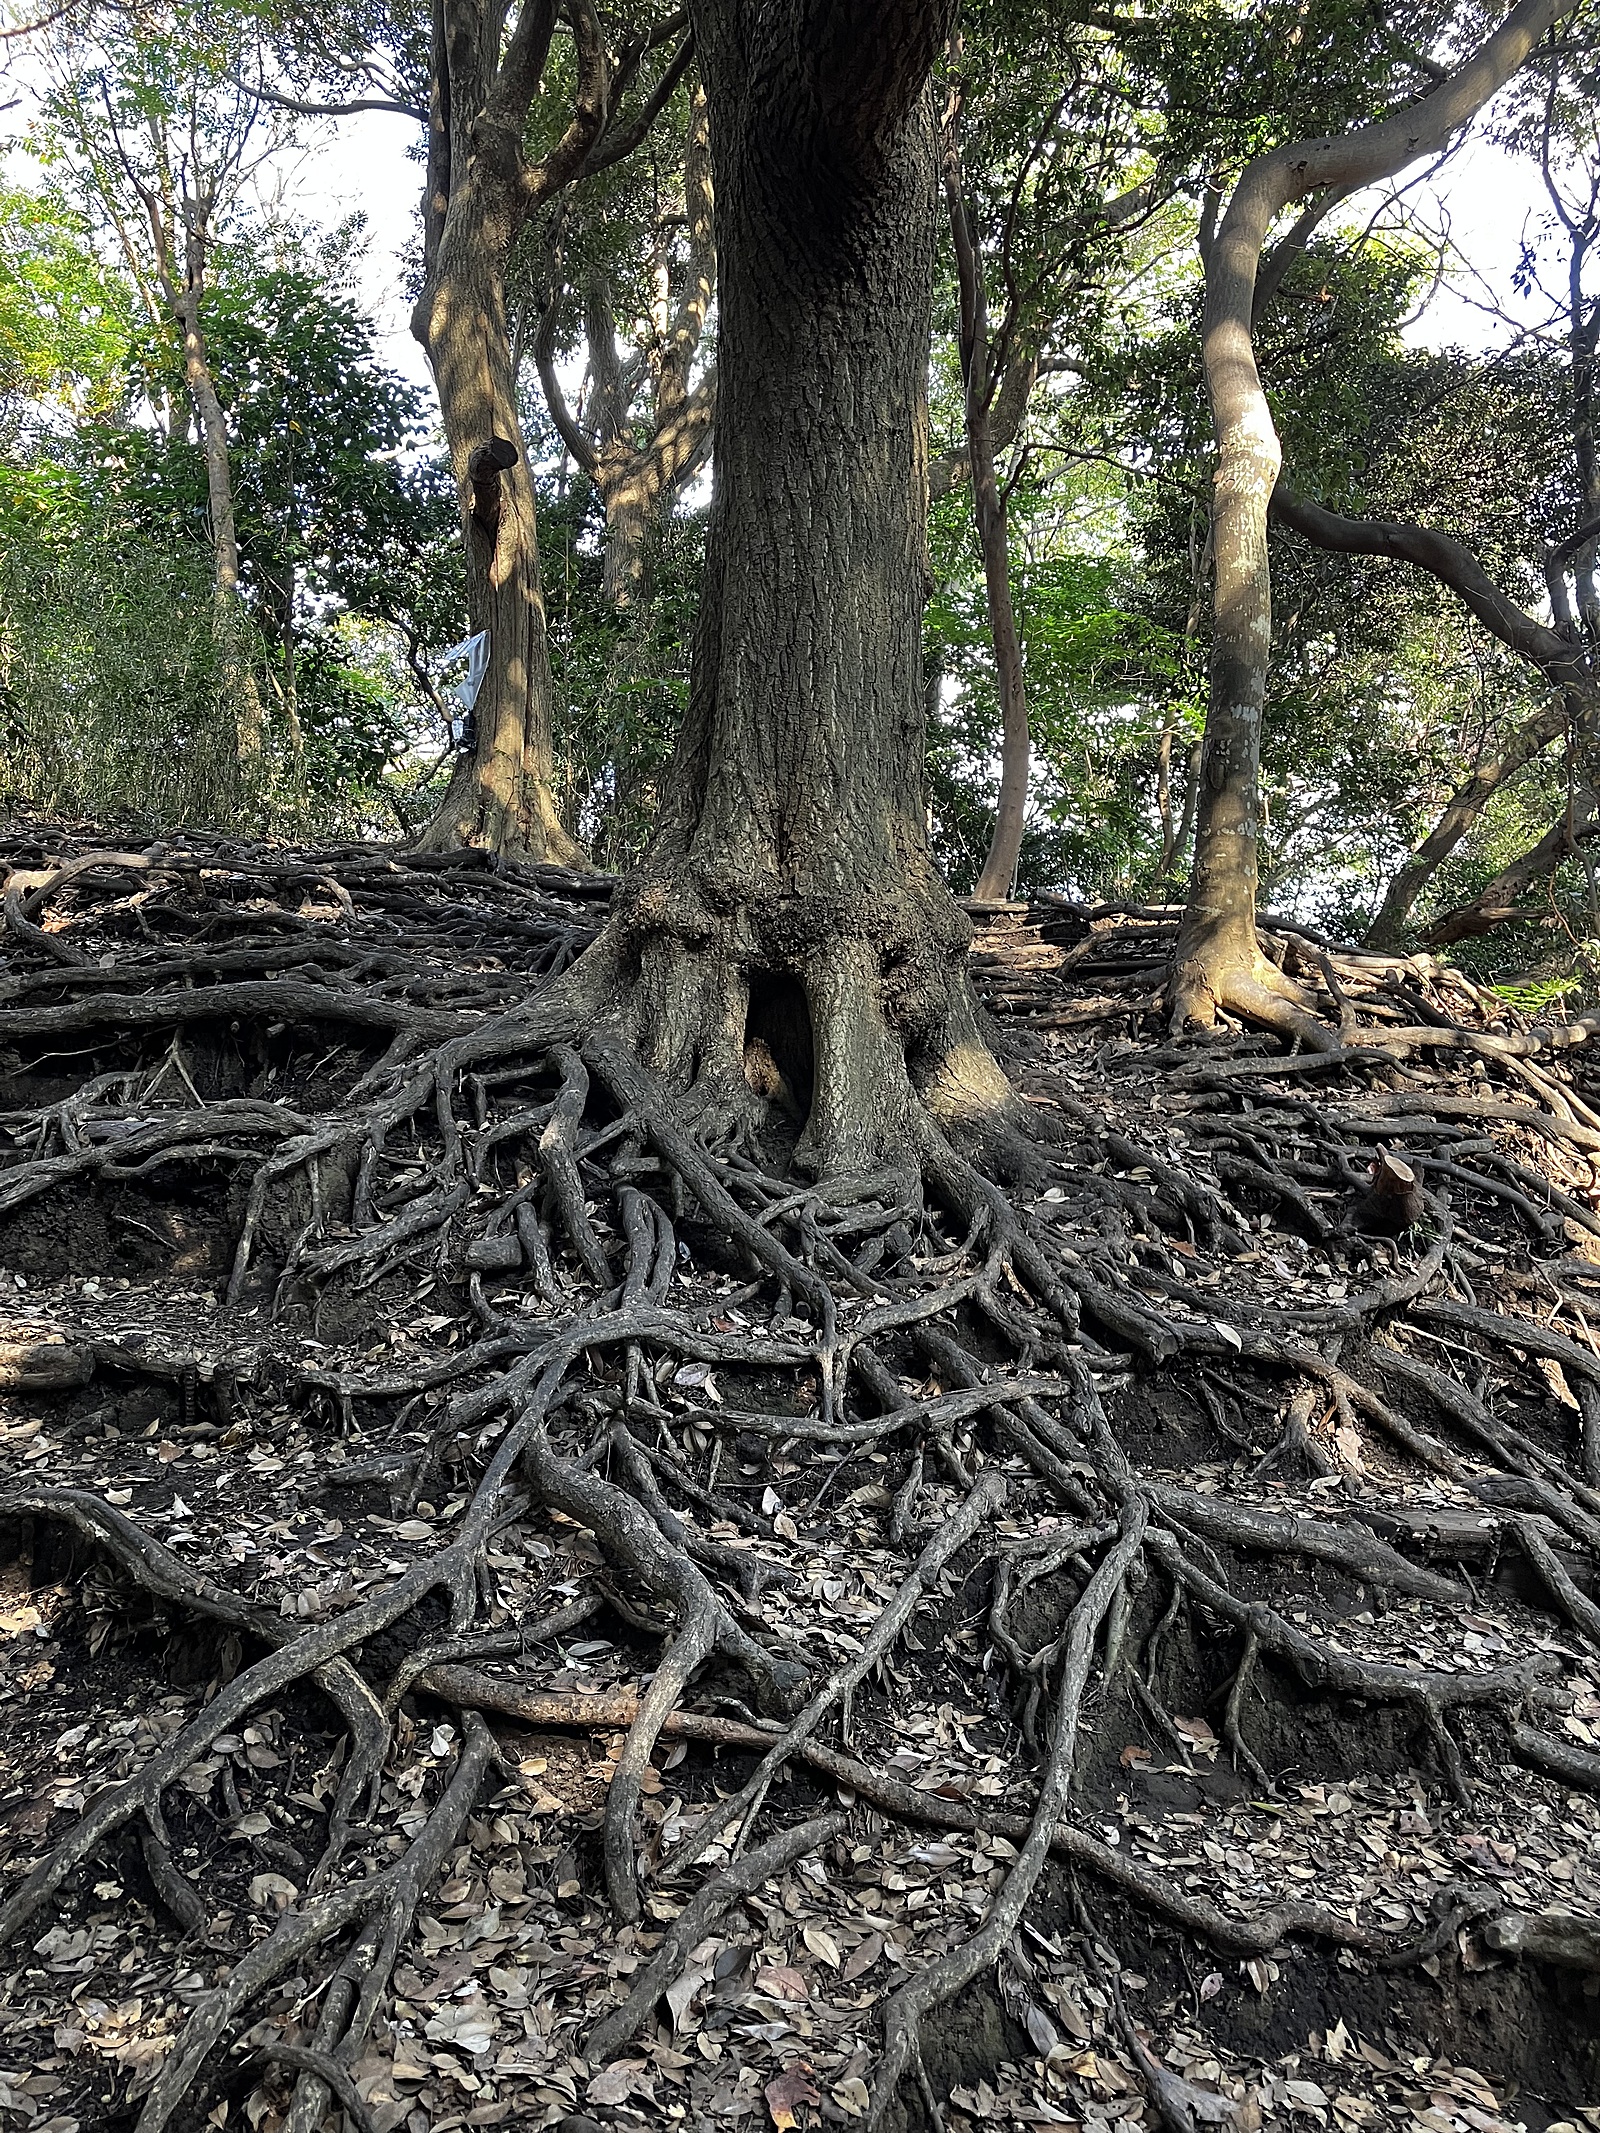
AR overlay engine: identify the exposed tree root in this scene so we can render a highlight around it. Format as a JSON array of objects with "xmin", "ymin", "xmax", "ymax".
[{"xmin": 1, "ymin": 842, "xmax": 1599, "ymax": 2132}]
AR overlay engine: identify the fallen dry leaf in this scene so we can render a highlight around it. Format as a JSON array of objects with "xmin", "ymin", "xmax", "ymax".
[
  {"xmin": 754, "ymin": 1963, "xmax": 809, "ymax": 2002},
  {"xmin": 766, "ymin": 2060, "xmax": 822, "ymax": 2130}
]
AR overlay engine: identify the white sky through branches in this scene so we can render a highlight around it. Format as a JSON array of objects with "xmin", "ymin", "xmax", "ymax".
[{"xmin": 1, "ymin": 75, "xmax": 1570, "ymax": 420}]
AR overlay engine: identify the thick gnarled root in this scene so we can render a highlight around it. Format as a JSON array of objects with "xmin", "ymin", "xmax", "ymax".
[{"xmin": 2, "ymin": 840, "xmax": 1598, "ymax": 2133}]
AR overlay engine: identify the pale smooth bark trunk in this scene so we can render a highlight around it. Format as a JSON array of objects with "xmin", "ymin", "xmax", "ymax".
[{"xmin": 1172, "ymin": 0, "xmax": 1581, "ymax": 1039}]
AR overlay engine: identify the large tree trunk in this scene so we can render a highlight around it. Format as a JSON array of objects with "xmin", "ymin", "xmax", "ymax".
[
  {"xmin": 413, "ymin": 190, "xmax": 584, "ymax": 862},
  {"xmin": 1170, "ymin": 0, "xmax": 1580, "ymax": 1040},
  {"xmin": 570, "ymin": 0, "xmax": 1016, "ymax": 1179}
]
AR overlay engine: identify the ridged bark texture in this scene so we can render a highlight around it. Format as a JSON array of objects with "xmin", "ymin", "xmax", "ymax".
[{"xmin": 578, "ymin": 0, "xmax": 1017, "ymax": 1177}]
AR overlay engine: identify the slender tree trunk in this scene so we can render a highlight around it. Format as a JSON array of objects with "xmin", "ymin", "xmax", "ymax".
[
  {"xmin": 928, "ymin": 351, "xmax": 1035, "ymax": 504},
  {"xmin": 170, "ymin": 271, "xmax": 264, "ymax": 774},
  {"xmin": 570, "ymin": 0, "xmax": 1018, "ymax": 1179},
  {"xmin": 1170, "ymin": 736, "xmax": 1202, "ymax": 879},
  {"xmin": 945, "ymin": 78, "xmax": 1029, "ymax": 904},
  {"xmin": 1569, "ymin": 227, "xmax": 1599, "ymax": 638},
  {"xmin": 1171, "ymin": 0, "xmax": 1580, "ymax": 1041},
  {"xmin": 1366, "ymin": 695, "xmax": 1573, "ymax": 945},
  {"xmin": 279, "ymin": 556, "xmax": 307, "ymax": 824},
  {"xmin": 1266, "ymin": 491, "xmax": 1597, "ymax": 944},
  {"xmin": 413, "ymin": 186, "xmax": 583, "ymax": 862},
  {"xmin": 1427, "ymin": 781, "xmax": 1600, "ymax": 945},
  {"xmin": 967, "ymin": 394, "xmax": 1030, "ymax": 902},
  {"xmin": 1157, "ymin": 721, "xmax": 1204, "ymax": 886}
]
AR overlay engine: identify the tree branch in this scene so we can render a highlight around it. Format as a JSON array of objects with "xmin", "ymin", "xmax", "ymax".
[
  {"xmin": 523, "ymin": 0, "xmax": 610, "ymax": 207},
  {"xmin": 1271, "ymin": 485, "xmax": 1593, "ymax": 692},
  {"xmin": 535, "ymin": 297, "xmax": 600, "ymax": 476},
  {"xmin": 579, "ymin": 31, "xmax": 694, "ymax": 179},
  {"xmin": 1253, "ymin": 184, "xmax": 1355, "ymax": 320},
  {"xmin": 485, "ymin": 0, "xmax": 560, "ymax": 149},
  {"xmin": 232, "ymin": 78, "xmax": 426, "ymax": 122}
]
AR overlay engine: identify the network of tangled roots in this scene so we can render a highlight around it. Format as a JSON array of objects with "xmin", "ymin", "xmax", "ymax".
[{"xmin": 1, "ymin": 828, "xmax": 1599, "ymax": 2133}]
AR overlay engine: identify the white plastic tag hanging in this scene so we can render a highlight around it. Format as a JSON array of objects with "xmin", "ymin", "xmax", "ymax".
[{"xmin": 438, "ymin": 631, "xmax": 490, "ymax": 712}]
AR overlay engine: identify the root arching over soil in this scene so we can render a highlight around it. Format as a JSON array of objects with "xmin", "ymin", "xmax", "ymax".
[{"xmin": 1, "ymin": 829, "xmax": 1599, "ymax": 2133}]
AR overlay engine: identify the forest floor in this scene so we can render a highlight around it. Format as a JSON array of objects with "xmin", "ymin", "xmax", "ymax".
[{"xmin": 0, "ymin": 825, "xmax": 1597, "ymax": 2133}]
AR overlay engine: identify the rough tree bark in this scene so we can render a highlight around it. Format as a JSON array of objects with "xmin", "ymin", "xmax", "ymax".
[
  {"xmin": 1271, "ymin": 488, "xmax": 1599, "ymax": 947},
  {"xmin": 1170, "ymin": 0, "xmax": 1582, "ymax": 1040},
  {"xmin": 567, "ymin": 0, "xmax": 1021, "ymax": 1180},
  {"xmin": 944, "ymin": 65, "xmax": 1031, "ymax": 906},
  {"xmin": 537, "ymin": 84, "xmax": 717, "ymax": 611},
  {"xmin": 409, "ymin": 0, "xmax": 611, "ymax": 860}
]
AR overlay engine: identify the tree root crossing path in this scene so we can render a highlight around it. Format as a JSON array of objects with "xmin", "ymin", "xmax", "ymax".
[{"xmin": 0, "ymin": 831, "xmax": 1598, "ymax": 2133}]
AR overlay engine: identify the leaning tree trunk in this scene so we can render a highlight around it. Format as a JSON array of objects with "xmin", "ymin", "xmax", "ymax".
[
  {"xmin": 1425, "ymin": 751, "xmax": 1600, "ymax": 945},
  {"xmin": 1264, "ymin": 492, "xmax": 1598, "ymax": 945},
  {"xmin": 1366, "ymin": 695, "xmax": 1573, "ymax": 946},
  {"xmin": 413, "ymin": 191, "xmax": 584, "ymax": 863},
  {"xmin": 568, "ymin": 0, "xmax": 1016, "ymax": 1179},
  {"xmin": 1170, "ymin": 0, "xmax": 1581, "ymax": 1041}
]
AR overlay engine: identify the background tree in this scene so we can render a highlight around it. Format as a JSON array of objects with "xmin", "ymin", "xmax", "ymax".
[
  {"xmin": 254, "ymin": 0, "xmax": 697, "ymax": 857},
  {"xmin": 533, "ymin": 75, "xmax": 716, "ymax": 613},
  {"xmin": 1171, "ymin": 0, "xmax": 1584, "ymax": 1043},
  {"xmin": 34, "ymin": 8, "xmax": 287, "ymax": 775},
  {"xmin": 1280, "ymin": 54, "xmax": 1600, "ymax": 951},
  {"xmin": 0, "ymin": 192, "xmax": 454, "ymax": 828}
]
